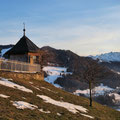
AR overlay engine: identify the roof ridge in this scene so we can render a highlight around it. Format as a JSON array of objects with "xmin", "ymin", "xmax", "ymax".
[{"xmin": 23, "ymin": 36, "xmax": 30, "ymax": 52}]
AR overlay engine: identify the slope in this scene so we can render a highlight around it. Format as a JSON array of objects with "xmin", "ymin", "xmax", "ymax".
[{"xmin": 0, "ymin": 73, "xmax": 120, "ymax": 120}]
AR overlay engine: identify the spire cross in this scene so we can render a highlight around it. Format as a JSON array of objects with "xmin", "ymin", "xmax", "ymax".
[{"xmin": 23, "ymin": 23, "xmax": 26, "ymax": 36}]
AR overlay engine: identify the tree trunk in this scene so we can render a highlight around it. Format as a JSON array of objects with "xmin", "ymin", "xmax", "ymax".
[{"xmin": 89, "ymin": 81, "xmax": 92, "ymax": 107}]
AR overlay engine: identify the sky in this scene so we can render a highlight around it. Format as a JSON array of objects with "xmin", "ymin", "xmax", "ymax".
[{"xmin": 0, "ymin": 0, "xmax": 120, "ymax": 56}]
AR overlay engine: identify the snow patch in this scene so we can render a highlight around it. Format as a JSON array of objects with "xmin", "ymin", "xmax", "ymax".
[
  {"xmin": 74, "ymin": 83, "xmax": 114, "ymax": 97},
  {"xmin": 80, "ymin": 113, "xmax": 94, "ymax": 119},
  {"xmin": 109, "ymin": 93, "xmax": 120, "ymax": 101},
  {"xmin": 37, "ymin": 94, "xmax": 87, "ymax": 113},
  {"xmin": 43, "ymin": 66, "xmax": 72, "ymax": 88},
  {"xmin": 39, "ymin": 109, "xmax": 51, "ymax": 113},
  {"xmin": 32, "ymin": 86, "xmax": 41, "ymax": 91},
  {"xmin": 12, "ymin": 101, "xmax": 38, "ymax": 110},
  {"xmin": 57, "ymin": 113, "xmax": 61, "ymax": 116},
  {"xmin": 0, "ymin": 94, "xmax": 10, "ymax": 98},
  {"xmin": 109, "ymin": 93, "xmax": 120, "ymax": 105},
  {"xmin": 0, "ymin": 77, "xmax": 33, "ymax": 93}
]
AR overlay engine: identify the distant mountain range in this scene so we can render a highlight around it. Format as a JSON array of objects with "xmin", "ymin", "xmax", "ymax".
[
  {"xmin": 89, "ymin": 52, "xmax": 120, "ymax": 72},
  {"xmin": 90, "ymin": 52, "xmax": 120, "ymax": 62}
]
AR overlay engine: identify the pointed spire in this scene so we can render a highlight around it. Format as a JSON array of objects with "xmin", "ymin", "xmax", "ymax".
[{"xmin": 23, "ymin": 23, "xmax": 26, "ymax": 36}]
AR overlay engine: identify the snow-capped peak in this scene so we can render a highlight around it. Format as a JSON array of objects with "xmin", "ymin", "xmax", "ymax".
[{"xmin": 90, "ymin": 52, "xmax": 120, "ymax": 62}]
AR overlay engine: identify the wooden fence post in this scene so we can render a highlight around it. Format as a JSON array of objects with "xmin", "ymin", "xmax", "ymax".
[{"xmin": 0, "ymin": 59, "xmax": 1, "ymax": 70}]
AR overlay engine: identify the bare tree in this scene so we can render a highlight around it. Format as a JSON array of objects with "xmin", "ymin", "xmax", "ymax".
[{"xmin": 83, "ymin": 59, "xmax": 103, "ymax": 107}]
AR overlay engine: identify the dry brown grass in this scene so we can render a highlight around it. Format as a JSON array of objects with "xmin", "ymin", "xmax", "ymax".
[{"xmin": 0, "ymin": 74, "xmax": 120, "ymax": 120}]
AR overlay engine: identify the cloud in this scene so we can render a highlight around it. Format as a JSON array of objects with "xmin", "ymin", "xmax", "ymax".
[
  {"xmin": 29, "ymin": 20, "xmax": 120, "ymax": 56},
  {"xmin": 1, "ymin": 3, "xmax": 120, "ymax": 56}
]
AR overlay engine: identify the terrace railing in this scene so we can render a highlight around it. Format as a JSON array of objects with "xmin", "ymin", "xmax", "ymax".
[{"xmin": 0, "ymin": 58, "xmax": 41, "ymax": 73}]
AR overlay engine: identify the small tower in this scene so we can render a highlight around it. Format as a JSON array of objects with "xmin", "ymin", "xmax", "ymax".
[{"xmin": 5, "ymin": 23, "xmax": 40, "ymax": 64}]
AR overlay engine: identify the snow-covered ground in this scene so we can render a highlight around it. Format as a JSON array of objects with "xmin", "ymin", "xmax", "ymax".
[
  {"xmin": 109, "ymin": 93, "xmax": 120, "ymax": 101},
  {"xmin": 43, "ymin": 66, "xmax": 72, "ymax": 88},
  {"xmin": 90, "ymin": 52, "xmax": 120, "ymax": 62},
  {"xmin": 37, "ymin": 94, "xmax": 87, "ymax": 113},
  {"xmin": 109, "ymin": 93, "xmax": 120, "ymax": 104},
  {"xmin": 74, "ymin": 83, "xmax": 114, "ymax": 97},
  {"xmin": 73, "ymin": 83, "xmax": 120, "ymax": 112},
  {"xmin": 43, "ymin": 66, "xmax": 120, "ymax": 112},
  {"xmin": 0, "ymin": 47, "xmax": 12, "ymax": 57},
  {"xmin": 11, "ymin": 94, "xmax": 94, "ymax": 119},
  {"xmin": 0, "ymin": 77, "xmax": 33, "ymax": 93},
  {"xmin": 37, "ymin": 94, "xmax": 94, "ymax": 119},
  {"xmin": 12, "ymin": 101, "xmax": 38, "ymax": 110}
]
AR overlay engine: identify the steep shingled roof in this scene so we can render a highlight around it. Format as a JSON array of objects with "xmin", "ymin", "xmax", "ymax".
[{"xmin": 5, "ymin": 35, "xmax": 39, "ymax": 55}]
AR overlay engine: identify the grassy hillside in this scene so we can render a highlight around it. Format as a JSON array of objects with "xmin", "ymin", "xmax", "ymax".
[{"xmin": 0, "ymin": 75, "xmax": 120, "ymax": 120}]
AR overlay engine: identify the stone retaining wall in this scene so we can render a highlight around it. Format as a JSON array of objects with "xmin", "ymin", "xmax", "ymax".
[{"xmin": 0, "ymin": 71, "xmax": 44, "ymax": 81}]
